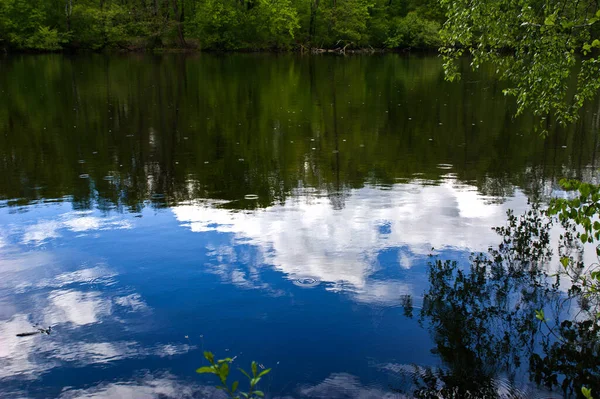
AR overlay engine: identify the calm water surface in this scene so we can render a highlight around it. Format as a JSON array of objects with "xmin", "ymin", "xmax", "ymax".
[{"xmin": 0, "ymin": 54, "xmax": 598, "ymax": 398}]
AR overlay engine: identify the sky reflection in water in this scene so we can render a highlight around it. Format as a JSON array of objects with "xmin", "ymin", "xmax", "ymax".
[
  {"xmin": 0, "ymin": 177, "xmax": 536, "ymax": 398},
  {"xmin": 0, "ymin": 53, "xmax": 598, "ymax": 398}
]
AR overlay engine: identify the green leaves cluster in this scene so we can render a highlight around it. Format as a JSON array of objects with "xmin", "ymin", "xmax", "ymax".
[
  {"xmin": 440, "ymin": 0, "xmax": 600, "ymax": 126},
  {"xmin": 197, "ymin": 351, "xmax": 271, "ymax": 399},
  {"xmin": 548, "ymin": 178, "xmax": 600, "ymax": 295},
  {"xmin": 0, "ymin": 0, "xmax": 445, "ymax": 51}
]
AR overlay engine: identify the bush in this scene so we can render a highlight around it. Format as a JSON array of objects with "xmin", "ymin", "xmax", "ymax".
[
  {"xmin": 385, "ymin": 11, "xmax": 441, "ymax": 49},
  {"xmin": 26, "ymin": 26, "xmax": 64, "ymax": 51}
]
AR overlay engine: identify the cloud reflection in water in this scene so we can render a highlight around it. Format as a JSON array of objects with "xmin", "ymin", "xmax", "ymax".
[{"xmin": 173, "ymin": 180, "xmax": 531, "ymax": 303}]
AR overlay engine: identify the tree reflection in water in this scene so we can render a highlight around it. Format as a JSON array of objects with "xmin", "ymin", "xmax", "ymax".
[{"xmin": 398, "ymin": 204, "xmax": 599, "ymax": 398}]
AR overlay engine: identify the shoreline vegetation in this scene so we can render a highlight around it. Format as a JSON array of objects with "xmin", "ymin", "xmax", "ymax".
[{"xmin": 0, "ymin": 0, "xmax": 444, "ymax": 53}]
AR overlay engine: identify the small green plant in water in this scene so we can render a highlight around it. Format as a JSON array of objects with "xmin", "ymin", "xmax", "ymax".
[{"xmin": 196, "ymin": 351, "xmax": 271, "ymax": 398}]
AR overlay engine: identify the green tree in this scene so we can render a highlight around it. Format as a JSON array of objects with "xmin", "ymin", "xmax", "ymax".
[{"xmin": 441, "ymin": 0, "xmax": 600, "ymax": 125}]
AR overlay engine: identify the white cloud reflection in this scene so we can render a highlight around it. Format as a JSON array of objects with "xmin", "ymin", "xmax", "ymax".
[
  {"xmin": 173, "ymin": 180, "xmax": 531, "ymax": 302},
  {"xmin": 58, "ymin": 372, "xmax": 221, "ymax": 399},
  {"xmin": 298, "ymin": 373, "xmax": 403, "ymax": 399},
  {"xmin": 0, "ymin": 239, "xmax": 175, "ymax": 383},
  {"xmin": 22, "ymin": 211, "xmax": 132, "ymax": 245},
  {"xmin": 45, "ymin": 290, "xmax": 112, "ymax": 326}
]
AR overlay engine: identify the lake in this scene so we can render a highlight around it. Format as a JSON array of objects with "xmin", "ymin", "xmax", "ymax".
[{"xmin": 0, "ymin": 53, "xmax": 598, "ymax": 398}]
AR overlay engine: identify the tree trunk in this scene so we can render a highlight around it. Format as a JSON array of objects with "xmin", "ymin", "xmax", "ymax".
[
  {"xmin": 65, "ymin": 0, "xmax": 73, "ymax": 32},
  {"xmin": 309, "ymin": 0, "xmax": 319, "ymax": 42},
  {"xmin": 171, "ymin": 0, "xmax": 186, "ymax": 46}
]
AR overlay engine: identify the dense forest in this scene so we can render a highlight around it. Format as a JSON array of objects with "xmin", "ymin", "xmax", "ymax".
[{"xmin": 0, "ymin": 0, "xmax": 443, "ymax": 51}]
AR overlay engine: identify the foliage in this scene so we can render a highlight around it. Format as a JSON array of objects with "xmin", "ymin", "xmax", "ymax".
[
  {"xmin": 386, "ymin": 11, "xmax": 441, "ymax": 49},
  {"xmin": 400, "ymin": 200, "xmax": 600, "ymax": 398},
  {"xmin": 197, "ymin": 351, "xmax": 271, "ymax": 399},
  {"xmin": 0, "ymin": 0, "xmax": 444, "ymax": 51},
  {"xmin": 440, "ymin": 0, "xmax": 600, "ymax": 125},
  {"xmin": 70, "ymin": 3, "xmax": 129, "ymax": 50}
]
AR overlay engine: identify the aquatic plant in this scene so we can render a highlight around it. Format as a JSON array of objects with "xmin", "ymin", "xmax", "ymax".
[{"xmin": 197, "ymin": 351, "xmax": 271, "ymax": 399}]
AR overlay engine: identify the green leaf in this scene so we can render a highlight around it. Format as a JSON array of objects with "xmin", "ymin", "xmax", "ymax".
[
  {"xmin": 251, "ymin": 377, "xmax": 262, "ymax": 386},
  {"xmin": 560, "ymin": 257, "xmax": 569, "ymax": 268},
  {"xmin": 241, "ymin": 393, "xmax": 249, "ymax": 399},
  {"xmin": 544, "ymin": 14, "xmax": 556, "ymax": 26},
  {"xmin": 254, "ymin": 391, "xmax": 265, "ymax": 397},
  {"xmin": 219, "ymin": 362, "xmax": 230, "ymax": 379},
  {"xmin": 535, "ymin": 309, "xmax": 546, "ymax": 321},
  {"xmin": 204, "ymin": 351, "xmax": 215, "ymax": 364},
  {"xmin": 196, "ymin": 366, "xmax": 216, "ymax": 374},
  {"xmin": 239, "ymin": 368, "xmax": 251, "ymax": 380},
  {"xmin": 232, "ymin": 381, "xmax": 239, "ymax": 393},
  {"xmin": 251, "ymin": 361, "xmax": 258, "ymax": 377},
  {"xmin": 218, "ymin": 358, "xmax": 233, "ymax": 364},
  {"xmin": 581, "ymin": 233, "xmax": 589, "ymax": 243},
  {"xmin": 582, "ymin": 386, "xmax": 593, "ymax": 399},
  {"xmin": 258, "ymin": 369, "xmax": 271, "ymax": 377}
]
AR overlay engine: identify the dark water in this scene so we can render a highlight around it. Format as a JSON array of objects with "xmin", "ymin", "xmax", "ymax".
[{"xmin": 0, "ymin": 53, "xmax": 598, "ymax": 398}]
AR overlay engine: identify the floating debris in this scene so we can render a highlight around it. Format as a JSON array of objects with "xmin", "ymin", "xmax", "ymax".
[
  {"xmin": 17, "ymin": 326, "xmax": 52, "ymax": 337},
  {"xmin": 244, "ymin": 194, "xmax": 259, "ymax": 200},
  {"xmin": 79, "ymin": 174, "xmax": 89, "ymax": 179},
  {"xmin": 103, "ymin": 176, "xmax": 113, "ymax": 181},
  {"xmin": 238, "ymin": 158, "xmax": 244, "ymax": 162}
]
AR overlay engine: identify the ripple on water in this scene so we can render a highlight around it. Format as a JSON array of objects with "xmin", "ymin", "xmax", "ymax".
[
  {"xmin": 79, "ymin": 174, "xmax": 89, "ymax": 179},
  {"xmin": 292, "ymin": 277, "xmax": 320, "ymax": 288},
  {"xmin": 244, "ymin": 194, "xmax": 259, "ymax": 200}
]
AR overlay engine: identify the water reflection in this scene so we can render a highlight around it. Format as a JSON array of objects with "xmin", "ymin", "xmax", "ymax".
[
  {"xmin": 174, "ymin": 179, "xmax": 531, "ymax": 304},
  {"xmin": 0, "ymin": 237, "xmax": 192, "ymax": 385},
  {"xmin": 57, "ymin": 372, "xmax": 222, "ymax": 399},
  {"xmin": 0, "ymin": 54, "xmax": 599, "ymax": 398},
  {"xmin": 0, "ymin": 54, "xmax": 599, "ymax": 211}
]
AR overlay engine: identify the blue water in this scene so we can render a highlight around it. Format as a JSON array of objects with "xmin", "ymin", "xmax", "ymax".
[
  {"xmin": 0, "ymin": 53, "xmax": 596, "ymax": 398},
  {"xmin": 0, "ymin": 185, "xmax": 537, "ymax": 398}
]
